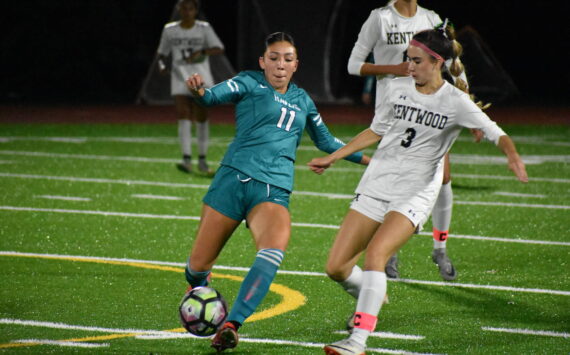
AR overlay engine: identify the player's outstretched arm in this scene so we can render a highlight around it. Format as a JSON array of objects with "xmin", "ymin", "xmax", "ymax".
[
  {"xmin": 308, "ymin": 128, "xmax": 380, "ymax": 174},
  {"xmin": 497, "ymin": 135, "xmax": 528, "ymax": 183}
]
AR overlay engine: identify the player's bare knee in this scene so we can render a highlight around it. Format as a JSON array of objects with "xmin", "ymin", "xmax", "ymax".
[{"xmin": 325, "ymin": 261, "xmax": 349, "ymax": 282}]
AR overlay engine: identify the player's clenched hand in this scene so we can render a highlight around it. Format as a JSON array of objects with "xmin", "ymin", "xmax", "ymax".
[
  {"xmin": 307, "ymin": 156, "xmax": 335, "ymax": 175},
  {"xmin": 186, "ymin": 74, "xmax": 205, "ymax": 96}
]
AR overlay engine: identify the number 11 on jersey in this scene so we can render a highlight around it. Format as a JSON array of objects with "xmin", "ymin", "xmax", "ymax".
[{"xmin": 277, "ymin": 107, "xmax": 296, "ymax": 131}]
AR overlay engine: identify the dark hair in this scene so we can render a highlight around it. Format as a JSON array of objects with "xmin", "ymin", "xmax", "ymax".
[
  {"xmin": 412, "ymin": 29, "xmax": 454, "ymax": 62},
  {"xmin": 265, "ymin": 32, "xmax": 295, "ymax": 49},
  {"xmin": 412, "ymin": 22, "xmax": 489, "ymax": 109}
]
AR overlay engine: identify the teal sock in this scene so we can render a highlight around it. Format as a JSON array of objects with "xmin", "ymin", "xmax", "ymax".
[
  {"xmin": 184, "ymin": 259, "xmax": 210, "ymax": 288},
  {"xmin": 228, "ymin": 248, "xmax": 284, "ymax": 324}
]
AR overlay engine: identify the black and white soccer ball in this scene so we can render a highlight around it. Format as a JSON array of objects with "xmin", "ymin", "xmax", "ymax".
[{"xmin": 179, "ymin": 286, "xmax": 228, "ymax": 337}]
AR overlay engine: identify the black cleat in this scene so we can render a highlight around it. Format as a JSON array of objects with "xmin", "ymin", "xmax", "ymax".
[
  {"xmin": 432, "ymin": 248, "xmax": 457, "ymax": 281},
  {"xmin": 211, "ymin": 322, "xmax": 238, "ymax": 352}
]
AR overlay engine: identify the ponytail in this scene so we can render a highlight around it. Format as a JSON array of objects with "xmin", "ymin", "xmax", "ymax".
[{"xmin": 433, "ymin": 21, "xmax": 490, "ymax": 109}]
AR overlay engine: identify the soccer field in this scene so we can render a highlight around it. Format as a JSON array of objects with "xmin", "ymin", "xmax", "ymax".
[{"xmin": 0, "ymin": 122, "xmax": 569, "ymax": 354}]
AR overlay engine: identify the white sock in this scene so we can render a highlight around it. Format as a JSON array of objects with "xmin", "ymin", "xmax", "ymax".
[
  {"xmin": 339, "ymin": 265, "xmax": 363, "ymax": 299},
  {"xmin": 350, "ymin": 271, "xmax": 387, "ymax": 346},
  {"xmin": 178, "ymin": 119, "xmax": 192, "ymax": 159},
  {"xmin": 196, "ymin": 121, "xmax": 209, "ymax": 157},
  {"xmin": 432, "ymin": 181, "xmax": 453, "ymax": 249}
]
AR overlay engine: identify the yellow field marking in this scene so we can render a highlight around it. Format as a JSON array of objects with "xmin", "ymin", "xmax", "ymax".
[{"xmin": 0, "ymin": 252, "xmax": 306, "ymax": 349}]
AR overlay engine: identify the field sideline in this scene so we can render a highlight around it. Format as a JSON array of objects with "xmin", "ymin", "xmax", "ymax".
[{"xmin": 0, "ymin": 117, "xmax": 569, "ymax": 354}]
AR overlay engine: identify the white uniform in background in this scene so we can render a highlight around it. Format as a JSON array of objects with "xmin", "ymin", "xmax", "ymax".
[
  {"xmin": 347, "ymin": 3, "xmax": 441, "ymax": 119},
  {"xmin": 352, "ymin": 77, "xmax": 505, "ymax": 230},
  {"xmin": 157, "ymin": 20, "xmax": 224, "ymax": 95}
]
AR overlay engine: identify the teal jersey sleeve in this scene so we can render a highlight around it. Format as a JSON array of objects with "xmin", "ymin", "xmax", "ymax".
[
  {"xmin": 197, "ymin": 74, "xmax": 251, "ymax": 106},
  {"xmin": 304, "ymin": 100, "xmax": 363, "ymax": 164},
  {"xmin": 200, "ymin": 71, "xmax": 361, "ymax": 192}
]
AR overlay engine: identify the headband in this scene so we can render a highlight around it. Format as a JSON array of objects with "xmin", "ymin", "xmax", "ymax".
[{"xmin": 410, "ymin": 39, "xmax": 444, "ymax": 62}]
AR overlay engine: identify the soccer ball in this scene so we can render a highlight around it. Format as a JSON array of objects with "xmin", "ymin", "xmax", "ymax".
[{"xmin": 179, "ymin": 286, "xmax": 228, "ymax": 337}]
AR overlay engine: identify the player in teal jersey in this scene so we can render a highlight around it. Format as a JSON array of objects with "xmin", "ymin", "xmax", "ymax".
[{"xmin": 183, "ymin": 32, "xmax": 369, "ymax": 352}]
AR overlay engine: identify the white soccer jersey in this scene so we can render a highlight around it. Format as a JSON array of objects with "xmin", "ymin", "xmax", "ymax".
[
  {"xmin": 356, "ymin": 77, "xmax": 505, "ymax": 208},
  {"xmin": 348, "ymin": 3, "xmax": 441, "ymax": 76},
  {"xmin": 157, "ymin": 20, "xmax": 224, "ymax": 95},
  {"xmin": 347, "ymin": 3, "xmax": 443, "ymax": 117}
]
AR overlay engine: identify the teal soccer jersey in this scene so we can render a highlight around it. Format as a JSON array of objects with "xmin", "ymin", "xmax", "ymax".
[{"xmin": 197, "ymin": 70, "xmax": 363, "ymax": 192}]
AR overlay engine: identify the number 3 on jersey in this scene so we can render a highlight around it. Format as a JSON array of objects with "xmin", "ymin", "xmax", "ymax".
[
  {"xmin": 277, "ymin": 107, "xmax": 296, "ymax": 131},
  {"xmin": 401, "ymin": 127, "xmax": 416, "ymax": 148}
]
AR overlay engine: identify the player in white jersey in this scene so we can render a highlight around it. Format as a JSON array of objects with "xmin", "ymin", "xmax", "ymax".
[
  {"xmin": 347, "ymin": 0, "xmax": 471, "ymax": 281},
  {"xmin": 157, "ymin": 0, "xmax": 224, "ymax": 174},
  {"xmin": 310, "ymin": 25, "xmax": 527, "ymax": 355}
]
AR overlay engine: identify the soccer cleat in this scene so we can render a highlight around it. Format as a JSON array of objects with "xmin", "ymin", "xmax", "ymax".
[
  {"xmin": 176, "ymin": 162, "xmax": 192, "ymax": 173},
  {"xmin": 432, "ymin": 248, "xmax": 457, "ymax": 281},
  {"xmin": 198, "ymin": 157, "xmax": 213, "ymax": 174},
  {"xmin": 385, "ymin": 254, "xmax": 399, "ymax": 279},
  {"xmin": 211, "ymin": 322, "xmax": 239, "ymax": 352},
  {"xmin": 324, "ymin": 338, "xmax": 365, "ymax": 355}
]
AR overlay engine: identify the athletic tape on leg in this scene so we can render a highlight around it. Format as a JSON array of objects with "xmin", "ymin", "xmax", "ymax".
[
  {"xmin": 353, "ymin": 312, "xmax": 377, "ymax": 332},
  {"xmin": 433, "ymin": 228, "xmax": 448, "ymax": 241}
]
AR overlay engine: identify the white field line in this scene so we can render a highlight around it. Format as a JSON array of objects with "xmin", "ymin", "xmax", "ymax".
[
  {"xmin": 455, "ymin": 135, "xmax": 570, "ymax": 147},
  {"xmin": 136, "ymin": 333, "xmax": 195, "ymax": 340},
  {"xmin": 1, "ymin": 206, "xmax": 568, "ymax": 247},
  {"xmin": 455, "ymin": 200, "xmax": 570, "ymax": 210},
  {"xmin": 3, "ymin": 149, "xmax": 570, "ymax": 173},
  {"xmin": 12, "ymin": 339, "xmax": 109, "ymax": 348},
  {"xmin": 415, "ymin": 231, "xmax": 570, "ymax": 247},
  {"xmin": 334, "ymin": 330, "xmax": 424, "ymax": 341},
  {"xmin": 0, "ymin": 318, "xmax": 178, "ymax": 336},
  {"xmin": 482, "ymin": 326, "xmax": 570, "ymax": 338},
  {"xmin": 1, "ymin": 172, "xmax": 569, "ymax": 209},
  {"xmin": 131, "ymin": 194, "xmax": 185, "ymax": 201},
  {"xmin": 393, "ymin": 278, "xmax": 570, "ymax": 296},
  {"xmin": 0, "ymin": 319, "xmax": 435, "ymax": 355},
  {"xmin": 1, "ymin": 251, "xmax": 569, "ymax": 297},
  {"xmin": 3, "ymin": 134, "xmax": 570, "ymax": 148},
  {"xmin": 35, "ymin": 195, "xmax": 91, "ymax": 202},
  {"xmin": 0, "ymin": 136, "xmax": 232, "ymax": 145},
  {"xmin": 136, "ymin": 334, "xmax": 438, "ymax": 355},
  {"xmin": 0, "ymin": 206, "xmax": 200, "ymax": 221},
  {"xmin": 493, "ymin": 191, "xmax": 546, "ymax": 198},
  {"xmin": 237, "ymin": 338, "xmax": 440, "ymax": 355},
  {"xmin": 453, "ymin": 173, "xmax": 570, "ymax": 184},
  {"xmin": 0, "ymin": 172, "xmax": 211, "ymax": 189},
  {"xmin": 0, "ymin": 150, "xmax": 178, "ymax": 163},
  {"xmin": 450, "ymin": 154, "xmax": 570, "ymax": 165}
]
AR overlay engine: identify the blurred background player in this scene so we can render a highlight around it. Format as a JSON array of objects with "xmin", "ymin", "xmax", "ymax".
[
  {"xmin": 347, "ymin": 0, "xmax": 473, "ymax": 281},
  {"xmin": 184, "ymin": 32, "xmax": 368, "ymax": 352},
  {"xmin": 157, "ymin": 0, "xmax": 224, "ymax": 174}
]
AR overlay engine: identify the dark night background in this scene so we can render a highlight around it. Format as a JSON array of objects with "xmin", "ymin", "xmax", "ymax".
[{"xmin": 1, "ymin": 1, "xmax": 569, "ymax": 107}]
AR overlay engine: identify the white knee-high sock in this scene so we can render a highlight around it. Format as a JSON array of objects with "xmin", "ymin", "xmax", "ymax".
[
  {"xmin": 339, "ymin": 265, "xmax": 363, "ymax": 299},
  {"xmin": 196, "ymin": 121, "xmax": 209, "ymax": 157},
  {"xmin": 350, "ymin": 271, "xmax": 387, "ymax": 346},
  {"xmin": 432, "ymin": 181, "xmax": 453, "ymax": 249},
  {"xmin": 178, "ymin": 119, "xmax": 192, "ymax": 158}
]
